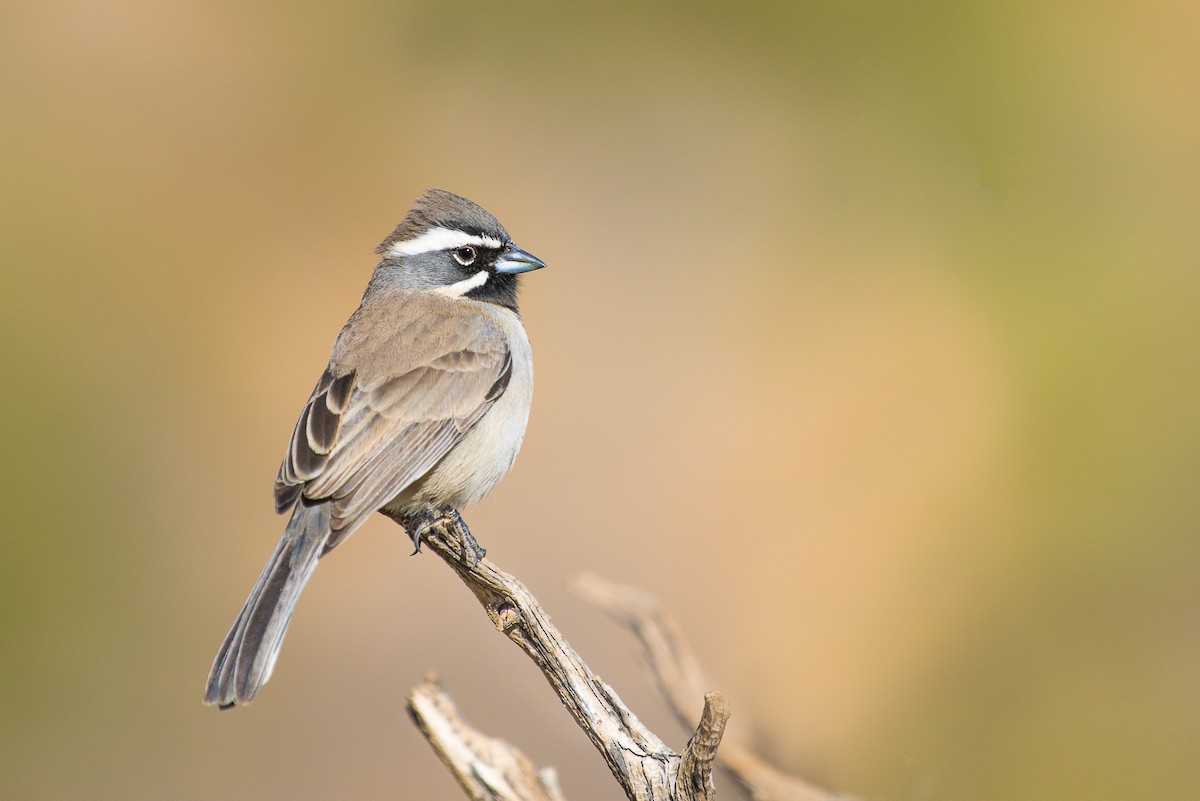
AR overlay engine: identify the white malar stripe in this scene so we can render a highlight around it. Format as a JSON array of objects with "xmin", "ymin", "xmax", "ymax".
[
  {"xmin": 389, "ymin": 227, "xmax": 503, "ymax": 257},
  {"xmin": 436, "ymin": 270, "xmax": 489, "ymax": 297}
]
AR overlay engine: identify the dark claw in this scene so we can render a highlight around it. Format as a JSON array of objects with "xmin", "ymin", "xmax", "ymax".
[
  {"xmin": 448, "ymin": 509, "xmax": 486, "ymax": 569},
  {"xmin": 402, "ymin": 507, "xmax": 438, "ymax": 556},
  {"xmin": 462, "ymin": 531, "xmax": 486, "ymax": 569},
  {"xmin": 401, "ymin": 507, "xmax": 487, "ymax": 569}
]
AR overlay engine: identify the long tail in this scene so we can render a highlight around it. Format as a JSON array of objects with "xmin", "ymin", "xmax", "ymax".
[{"xmin": 204, "ymin": 502, "xmax": 331, "ymax": 708}]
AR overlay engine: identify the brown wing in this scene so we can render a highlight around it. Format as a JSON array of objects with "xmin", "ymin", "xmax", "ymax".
[{"xmin": 273, "ymin": 292, "xmax": 512, "ymax": 551}]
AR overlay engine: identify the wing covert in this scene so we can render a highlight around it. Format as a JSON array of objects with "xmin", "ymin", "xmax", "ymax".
[{"xmin": 272, "ymin": 311, "xmax": 511, "ymax": 549}]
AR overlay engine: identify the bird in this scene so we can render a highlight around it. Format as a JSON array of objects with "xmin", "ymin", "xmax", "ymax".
[{"xmin": 204, "ymin": 189, "xmax": 546, "ymax": 708}]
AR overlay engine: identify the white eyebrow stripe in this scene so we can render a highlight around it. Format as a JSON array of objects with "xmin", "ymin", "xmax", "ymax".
[
  {"xmin": 434, "ymin": 270, "xmax": 489, "ymax": 297},
  {"xmin": 388, "ymin": 227, "xmax": 503, "ymax": 257}
]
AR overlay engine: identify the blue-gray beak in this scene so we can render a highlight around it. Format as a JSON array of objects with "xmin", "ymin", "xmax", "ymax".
[{"xmin": 495, "ymin": 244, "xmax": 547, "ymax": 274}]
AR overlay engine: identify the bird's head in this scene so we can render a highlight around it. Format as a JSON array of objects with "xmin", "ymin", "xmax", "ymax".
[{"xmin": 373, "ymin": 189, "xmax": 546, "ymax": 312}]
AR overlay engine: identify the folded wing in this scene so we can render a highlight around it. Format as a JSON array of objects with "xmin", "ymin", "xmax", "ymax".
[{"xmin": 273, "ymin": 296, "xmax": 512, "ymax": 552}]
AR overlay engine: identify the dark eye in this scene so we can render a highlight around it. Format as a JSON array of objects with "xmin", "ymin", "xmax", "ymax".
[{"xmin": 452, "ymin": 245, "xmax": 477, "ymax": 266}]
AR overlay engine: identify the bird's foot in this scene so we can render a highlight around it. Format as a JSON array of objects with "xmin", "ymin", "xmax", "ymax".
[
  {"xmin": 401, "ymin": 507, "xmax": 437, "ymax": 555},
  {"xmin": 403, "ymin": 507, "xmax": 486, "ymax": 569},
  {"xmin": 456, "ymin": 513, "xmax": 487, "ymax": 569}
]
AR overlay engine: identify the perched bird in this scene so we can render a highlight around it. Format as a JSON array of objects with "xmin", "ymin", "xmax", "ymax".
[{"xmin": 204, "ymin": 189, "xmax": 546, "ymax": 708}]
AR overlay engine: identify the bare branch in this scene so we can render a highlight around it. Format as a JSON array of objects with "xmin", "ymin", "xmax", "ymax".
[
  {"xmin": 678, "ymin": 692, "xmax": 731, "ymax": 801},
  {"xmin": 385, "ymin": 510, "xmax": 725, "ymax": 801},
  {"xmin": 574, "ymin": 574, "xmax": 849, "ymax": 801},
  {"xmin": 407, "ymin": 674, "xmax": 567, "ymax": 801}
]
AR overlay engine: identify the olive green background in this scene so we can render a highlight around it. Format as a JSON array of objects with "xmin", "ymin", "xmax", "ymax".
[{"xmin": 2, "ymin": 2, "xmax": 1197, "ymax": 800}]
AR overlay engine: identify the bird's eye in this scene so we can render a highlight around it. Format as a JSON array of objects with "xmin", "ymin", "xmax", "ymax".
[{"xmin": 452, "ymin": 245, "xmax": 477, "ymax": 266}]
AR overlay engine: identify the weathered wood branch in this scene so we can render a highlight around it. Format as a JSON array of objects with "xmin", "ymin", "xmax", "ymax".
[
  {"xmin": 407, "ymin": 674, "xmax": 568, "ymax": 801},
  {"xmin": 384, "ymin": 510, "xmax": 726, "ymax": 801},
  {"xmin": 574, "ymin": 574, "xmax": 849, "ymax": 801},
  {"xmin": 678, "ymin": 692, "xmax": 731, "ymax": 801}
]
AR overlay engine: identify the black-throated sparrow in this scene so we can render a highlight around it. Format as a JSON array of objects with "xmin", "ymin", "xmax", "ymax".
[{"xmin": 204, "ymin": 189, "xmax": 546, "ymax": 708}]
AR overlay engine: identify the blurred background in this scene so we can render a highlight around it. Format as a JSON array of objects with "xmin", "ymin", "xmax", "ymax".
[{"xmin": 2, "ymin": 2, "xmax": 1197, "ymax": 800}]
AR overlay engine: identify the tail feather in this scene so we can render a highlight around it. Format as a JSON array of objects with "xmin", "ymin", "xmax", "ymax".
[{"xmin": 205, "ymin": 502, "xmax": 331, "ymax": 708}]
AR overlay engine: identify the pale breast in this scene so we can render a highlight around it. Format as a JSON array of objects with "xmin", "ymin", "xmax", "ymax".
[{"xmin": 393, "ymin": 303, "xmax": 534, "ymax": 512}]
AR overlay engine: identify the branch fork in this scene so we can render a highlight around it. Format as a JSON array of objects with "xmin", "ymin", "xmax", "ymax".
[{"xmin": 389, "ymin": 510, "xmax": 836, "ymax": 801}]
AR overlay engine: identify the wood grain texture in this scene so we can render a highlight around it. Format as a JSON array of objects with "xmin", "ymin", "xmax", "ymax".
[{"xmin": 386, "ymin": 510, "xmax": 727, "ymax": 801}]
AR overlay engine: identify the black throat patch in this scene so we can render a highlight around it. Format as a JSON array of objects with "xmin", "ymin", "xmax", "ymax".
[{"xmin": 466, "ymin": 271, "xmax": 520, "ymax": 313}]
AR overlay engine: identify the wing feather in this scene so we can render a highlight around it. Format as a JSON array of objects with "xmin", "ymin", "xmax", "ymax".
[{"xmin": 272, "ymin": 294, "xmax": 510, "ymax": 553}]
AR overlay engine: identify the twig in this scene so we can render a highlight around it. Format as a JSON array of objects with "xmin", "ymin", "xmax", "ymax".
[
  {"xmin": 574, "ymin": 574, "xmax": 848, "ymax": 801},
  {"xmin": 407, "ymin": 674, "xmax": 568, "ymax": 801},
  {"xmin": 678, "ymin": 692, "xmax": 731, "ymax": 801},
  {"xmin": 384, "ymin": 510, "xmax": 725, "ymax": 801}
]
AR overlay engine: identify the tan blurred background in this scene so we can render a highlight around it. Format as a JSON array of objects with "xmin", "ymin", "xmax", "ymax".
[{"xmin": 2, "ymin": 2, "xmax": 1197, "ymax": 799}]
